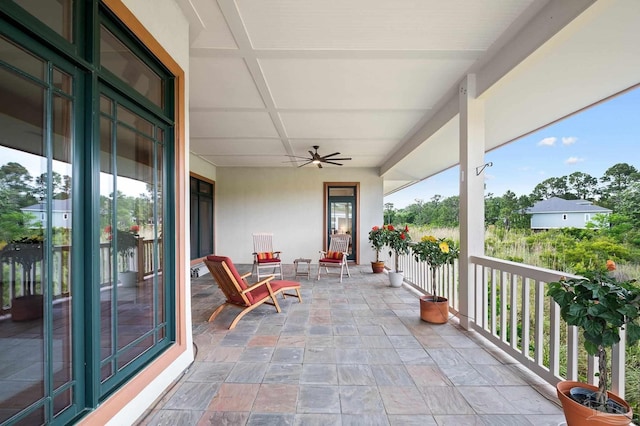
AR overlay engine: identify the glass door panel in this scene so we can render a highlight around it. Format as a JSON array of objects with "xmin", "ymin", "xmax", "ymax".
[
  {"xmin": 51, "ymin": 76, "xmax": 74, "ymax": 416},
  {"xmin": 13, "ymin": 0, "xmax": 74, "ymax": 42},
  {"xmin": 327, "ymin": 186, "xmax": 357, "ymax": 261},
  {"xmin": 99, "ymin": 92, "xmax": 167, "ymax": 387},
  {"xmin": 155, "ymin": 145, "xmax": 166, "ymax": 340},
  {"xmin": 0, "ymin": 36, "xmax": 75, "ymax": 424},
  {"xmin": 190, "ymin": 176, "xmax": 214, "ymax": 260}
]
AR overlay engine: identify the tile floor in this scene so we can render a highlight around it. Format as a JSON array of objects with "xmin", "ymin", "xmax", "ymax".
[{"xmin": 137, "ymin": 264, "xmax": 566, "ymax": 425}]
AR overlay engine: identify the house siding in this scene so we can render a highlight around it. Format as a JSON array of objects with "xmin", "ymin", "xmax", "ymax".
[
  {"xmin": 527, "ymin": 197, "xmax": 611, "ymax": 230},
  {"xmin": 531, "ymin": 212, "xmax": 596, "ymax": 229}
]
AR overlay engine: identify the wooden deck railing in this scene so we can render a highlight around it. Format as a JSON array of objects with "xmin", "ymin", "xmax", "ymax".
[{"xmin": 1, "ymin": 238, "xmax": 160, "ymax": 314}]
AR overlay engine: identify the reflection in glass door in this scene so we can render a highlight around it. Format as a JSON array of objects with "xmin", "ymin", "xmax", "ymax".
[
  {"xmin": 327, "ymin": 186, "xmax": 357, "ymax": 261},
  {"xmin": 0, "ymin": 35, "xmax": 76, "ymax": 424},
  {"xmin": 98, "ymin": 89, "xmax": 168, "ymax": 393}
]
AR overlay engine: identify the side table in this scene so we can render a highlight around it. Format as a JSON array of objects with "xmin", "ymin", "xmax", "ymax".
[{"xmin": 293, "ymin": 258, "xmax": 312, "ymax": 279}]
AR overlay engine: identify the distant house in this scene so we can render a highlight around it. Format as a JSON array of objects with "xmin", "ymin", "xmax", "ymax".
[
  {"xmin": 21, "ymin": 198, "xmax": 72, "ymax": 229},
  {"xmin": 525, "ymin": 197, "xmax": 611, "ymax": 230}
]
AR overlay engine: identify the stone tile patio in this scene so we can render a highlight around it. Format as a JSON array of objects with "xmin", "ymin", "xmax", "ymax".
[{"xmin": 137, "ymin": 264, "xmax": 565, "ymax": 425}]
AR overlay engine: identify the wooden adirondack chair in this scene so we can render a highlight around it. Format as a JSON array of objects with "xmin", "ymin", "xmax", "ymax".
[{"xmin": 204, "ymin": 255, "xmax": 302, "ymax": 329}]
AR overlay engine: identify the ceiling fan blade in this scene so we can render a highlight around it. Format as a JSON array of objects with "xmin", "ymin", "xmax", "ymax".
[
  {"xmin": 285, "ymin": 155, "xmax": 312, "ymax": 160},
  {"xmin": 297, "ymin": 160, "xmax": 314, "ymax": 168},
  {"xmin": 286, "ymin": 146, "xmax": 352, "ymax": 167},
  {"xmin": 324, "ymin": 157, "xmax": 351, "ymax": 161},
  {"xmin": 321, "ymin": 152, "xmax": 341, "ymax": 159}
]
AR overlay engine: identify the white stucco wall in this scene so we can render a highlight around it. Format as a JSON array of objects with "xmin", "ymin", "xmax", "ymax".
[
  {"xmin": 106, "ymin": 1, "xmax": 192, "ymax": 425},
  {"xmin": 215, "ymin": 167, "xmax": 384, "ymax": 266}
]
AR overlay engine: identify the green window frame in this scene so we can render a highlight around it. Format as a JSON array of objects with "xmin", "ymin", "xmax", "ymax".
[
  {"xmin": 190, "ymin": 175, "xmax": 215, "ymax": 260},
  {"xmin": 0, "ymin": 1, "xmax": 177, "ymax": 424}
]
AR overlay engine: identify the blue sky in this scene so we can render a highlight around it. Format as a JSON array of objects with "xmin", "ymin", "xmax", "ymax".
[{"xmin": 384, "ymin": 86, "xmax": 639, "ymax": 209}]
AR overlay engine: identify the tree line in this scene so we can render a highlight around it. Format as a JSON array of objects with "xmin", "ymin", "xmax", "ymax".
[
  {"xmin": 385, "ymin": 162, "xmax": 640, "ymax": 247},
  {"xmin": 0, "ymin": 161, "xmax": 154, "ymax": 244}
]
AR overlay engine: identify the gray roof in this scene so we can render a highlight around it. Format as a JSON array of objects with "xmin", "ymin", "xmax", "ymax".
[
  {"xmin": 526, "ymin": 197, "xmax": 612, "ymax": 214},
  {"xmin": 22, "ymin": 198, "xmax": 72, "ymax": 212}
]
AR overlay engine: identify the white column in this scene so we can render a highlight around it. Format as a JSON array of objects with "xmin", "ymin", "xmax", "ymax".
[{"xmin": 458, "ymin": 74, "xmax": 486, "ymax": 330}]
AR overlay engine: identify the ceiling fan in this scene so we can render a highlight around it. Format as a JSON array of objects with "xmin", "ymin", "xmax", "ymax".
[{"xmin": 286, "ymin": 145, "xmax": 352, "ymax": 168}]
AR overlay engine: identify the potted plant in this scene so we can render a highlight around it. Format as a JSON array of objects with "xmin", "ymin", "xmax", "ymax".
[
  {"xmin": 385, "ymin": 225, "xmax": 411, "ymax": 287},
  {"xmin": 106, "ymin": 226, "xmax": 139, "ymax": 287},
  {"xmin": 1, "ymin": 234, "xmax": 45, "ymax": 321},
  {"xmin": 547, "ymin": 260, "xmax": 639, "ymax": 425},
  {"xmin": 412, "ymin": 235, "xmax": 459, "ymax": 323},
  {"xmin": 368, "ymin": 225, "xmax": 386, "ymax": 273}
]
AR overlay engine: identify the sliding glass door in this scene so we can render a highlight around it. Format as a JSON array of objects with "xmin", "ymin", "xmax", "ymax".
[
  {"xmin": 0, "ymin": 2, "xmax": 177, "ymax": 423},
  {"xmin": 0, "ymin": 33, "xmax": 78, "ymax": 425}
]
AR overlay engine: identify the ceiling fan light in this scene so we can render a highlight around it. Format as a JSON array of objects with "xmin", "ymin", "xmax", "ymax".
[{"xmin": 312, "ymin": 159, "xmax": 321, "ymax": 164}]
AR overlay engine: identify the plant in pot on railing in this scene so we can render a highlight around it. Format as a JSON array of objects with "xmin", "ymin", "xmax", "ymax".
[
  {"xmin": 385, "ymin": 225, "xmax": 411, "ymax": 287},
  {"xmin": 412, "ymin": 235, "xmax": 459, "ymax": 324},
  {"xmin": 107, "ymin": 226, "xmax": 139, "ymax": 287},
  {"xmin": 368, "ymin": 225, "xmax": 387, "ymax": 273},
  {"xmin": 547, "ymin": 260, "xmax": 640, "ymax": 425},
  {"xmin": 1, "ymin": 234, "xmax": 45, "ymax": 321}
]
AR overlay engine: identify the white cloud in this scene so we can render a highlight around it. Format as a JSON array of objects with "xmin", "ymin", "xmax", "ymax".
[
  {"xmin": 565, "ymin": 156, "xmax": 584, "ymax": 165},
  {"xmin": 562, "ymin": 136, "xmax": 578, "ymax": 145},
  {"xmin": 537, "ymin": 137, "xmax": 557, "ymax": 146}
]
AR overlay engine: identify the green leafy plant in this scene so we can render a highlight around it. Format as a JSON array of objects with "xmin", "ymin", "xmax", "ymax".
[
  {"xmin": 385, "ymin": 225, "xmax": 411, "ymax": 272},
  {"xmin": 547, "ymin": 261, "xmax": 640, "ymax": 412},
  {"xmin": 1, "ymin": 233, "xmax": 45, "ymax": 296},
  {"xmin": 106, "ymin": 226, "xmax": 139, "ymax": 270},
  {"xmin": 368, "ymin": 226, "xmax": 386, "ymax": 262},
  {"xmin": 412, "ymin": 235, "xmax": 459, "ymax": 300}
]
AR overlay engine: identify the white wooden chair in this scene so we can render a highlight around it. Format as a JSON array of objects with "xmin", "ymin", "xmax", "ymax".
[
  {"xmin": 318, "ymin": 234, "xmax": 351, "ymax": 282},
  {"xmin": 252, "ymin": 233, "xmax": 283, "ymax": 280}
]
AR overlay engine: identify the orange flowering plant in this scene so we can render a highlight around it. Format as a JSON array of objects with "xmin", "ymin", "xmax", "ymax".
[
  {"xmin": 547, "ymin": 260, "xmax": 640, "ymax": 413},
  {"xmin": 385, "ymin": 225, "xmax": 411, "ymax": 272},
  {"xmin": 412, "ymin": 236, "xmax": 459, "ymax": 300}
]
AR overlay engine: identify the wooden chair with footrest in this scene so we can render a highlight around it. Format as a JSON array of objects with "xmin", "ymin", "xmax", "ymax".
[{"xmin": 204, "ymin": 255, "xmax": 302, "ymax": 329}]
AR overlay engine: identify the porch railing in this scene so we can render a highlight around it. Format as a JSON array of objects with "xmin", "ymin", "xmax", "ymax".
[
  {"xmin": 399, "ymin": 245, "xmax": 459, "ymax": 315},
  {"xmin": 469, "ymin": 255, "xmax": 627, "ymax": 397},
  {"xmin": 1, "ymin": 238, "xmax": 160, "ymax": 315},
  {"xmin": 397, "ymin": 247, "xmax": 628, "ymax": 398}
]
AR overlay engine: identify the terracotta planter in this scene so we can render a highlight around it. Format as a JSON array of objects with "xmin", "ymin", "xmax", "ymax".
[
  {"xmin": 12, "ymin": 294, "xmax": 43, "ymax": 322},
  {"xmin": 420, "ymin": 296, "xmax": 449, "ymax": 324},
  {"xmin": 556, "ymin": 381, "xmax": 632, "ymax": 426},
  {"xmin": 371, "ymin": 261, "xmax": 385, "ymax": 273}
]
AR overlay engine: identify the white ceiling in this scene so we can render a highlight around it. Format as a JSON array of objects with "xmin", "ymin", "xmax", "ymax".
[{"xmin": 180, "ymin": 0, "xmax": 640, "ymax": 195}]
